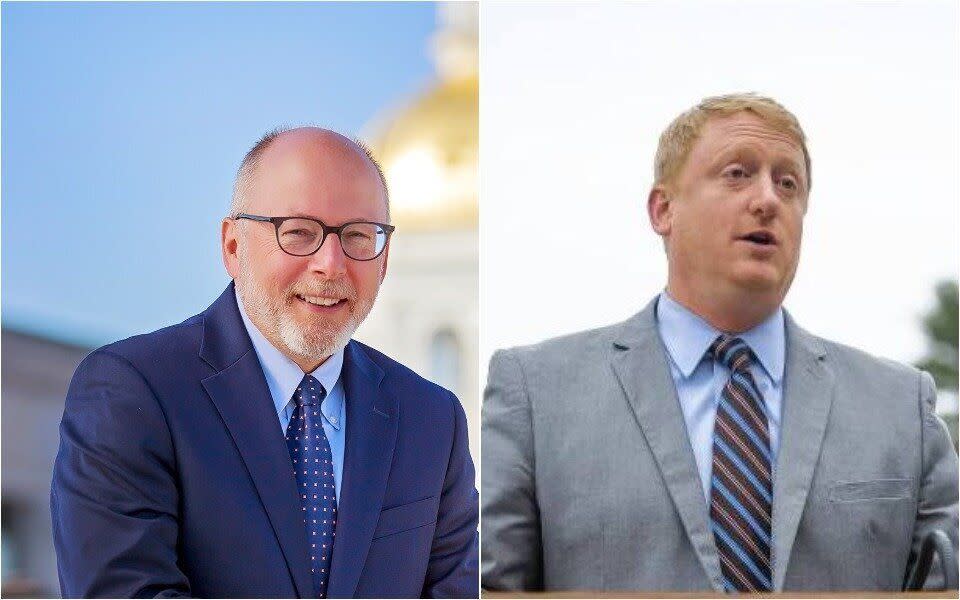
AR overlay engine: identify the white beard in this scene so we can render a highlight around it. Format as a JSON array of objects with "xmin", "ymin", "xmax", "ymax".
[{"xmin": 234, "ymin": 244, "xmax": 377, "ymax": 363}]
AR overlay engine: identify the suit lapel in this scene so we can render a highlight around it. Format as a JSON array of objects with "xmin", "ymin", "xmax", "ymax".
[
  {"xmin": 326, "ymin": 341, "xmax": 396, "ymax": 599},
  {"xmin": 610, "ymin": 298, "xmax": 725, "ymax": 592},
  {"xmin": 198, "ymin": 283, "xmax": 313, "ymax": 598},
  {"xmin": 771, "ymin": 315, "xmax": 834, "ymax": 590}
]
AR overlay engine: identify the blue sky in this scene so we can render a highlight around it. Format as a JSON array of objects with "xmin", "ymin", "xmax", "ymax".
[{"xmin": 2, "ymin": 2, "xmax": 436, "ymax": 347}]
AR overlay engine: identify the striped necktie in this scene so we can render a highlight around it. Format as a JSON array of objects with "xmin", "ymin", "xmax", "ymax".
[
  {"xmin": 709, "ymin": 336, "xmax": 773, "ymax": 592},
  {"xmin": 285, "ymin": 374, "xmax": 337, "ymax": 598}
]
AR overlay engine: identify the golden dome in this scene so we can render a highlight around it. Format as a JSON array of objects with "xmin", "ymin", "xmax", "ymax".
[{"xmin": 365, "ymin": 3, "xmax": 478, "ymax": 232}]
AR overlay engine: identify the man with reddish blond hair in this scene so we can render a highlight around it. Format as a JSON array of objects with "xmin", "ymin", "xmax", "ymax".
[
  {"xmin": 654, "ymin": 94, "xmax": 812, "ymax": 191},
  {"xmin": 482, "ymin": 93, "xmax": 958, "ymax": 593}
]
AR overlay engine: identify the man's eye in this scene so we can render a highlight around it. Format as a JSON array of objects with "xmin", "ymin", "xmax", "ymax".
[
  {"xmin": 724, "ymin": 166, "xmax": 748, "ymax": 179},
  {"xmin": 779, "ymin": 176, "xmax": 798, "ymax": 190},
  {"xmin": 283, "ymin": 229, "xmax": 313, "ymax": 237}
]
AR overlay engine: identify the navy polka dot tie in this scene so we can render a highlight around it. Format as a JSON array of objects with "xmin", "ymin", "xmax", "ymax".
[{"xmin": 285, "ymin": 374, "xmax": 337, "ymax": 598}]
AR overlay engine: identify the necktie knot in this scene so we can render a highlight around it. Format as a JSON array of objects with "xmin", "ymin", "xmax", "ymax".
[
  {"xmin": 294, "ymin": 374, "xmax": 326, "ymax": 407},
  {"xmin": 710, "ymin": 335, "xmax": 753, "ymax": 374}
]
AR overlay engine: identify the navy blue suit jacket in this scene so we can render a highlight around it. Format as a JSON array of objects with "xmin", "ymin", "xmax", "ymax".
[{"xmin": 51, "ymin": 283, "xmax": 479, "ymax": 598}]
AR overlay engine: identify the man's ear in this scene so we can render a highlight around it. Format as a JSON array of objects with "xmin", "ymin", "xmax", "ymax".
[
  {"xmin": 222, "ymin": 218, "xmax": 240, "ymax": 280},
  {"xmin": 647, "ymin": 185, "xmax": 674, "ymax": 237}
]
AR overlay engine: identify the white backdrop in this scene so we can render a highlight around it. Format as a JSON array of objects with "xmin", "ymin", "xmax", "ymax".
[{"xmin": 480, "ymin": 1, "xmax": 959, "ymax": 385}]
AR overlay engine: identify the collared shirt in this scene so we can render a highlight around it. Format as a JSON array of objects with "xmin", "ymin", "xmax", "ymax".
[
  {"xmin": 235, "ymin": 289, "xmax": 346, "ymax": 501},
  {"xmin": 655, "ymin": 291, "xmax": 785, "ymax": 503}
]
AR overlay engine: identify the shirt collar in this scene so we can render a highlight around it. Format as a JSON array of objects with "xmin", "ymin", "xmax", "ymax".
[
  {"xmin": 655, "ymin": 291, "xmax": 785, "ymax": 384},
  {"xmin": 235, "ymin": 288, "xmax": 345, "ymax": 430}
]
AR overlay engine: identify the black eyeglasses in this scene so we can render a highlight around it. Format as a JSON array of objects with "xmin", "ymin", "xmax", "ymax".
[{"xmin": 233, "ymin": 213, "xmax": 395, "ymax": 261}]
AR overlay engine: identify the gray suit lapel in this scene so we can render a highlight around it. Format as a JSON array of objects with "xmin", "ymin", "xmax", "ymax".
[
  {"xmin": 610, "ymin": 298, "xmax": 725, "ymax": 592},
  {"xmin": 771, "ymin": 314, "xmax": 835, "ymax": 590}
]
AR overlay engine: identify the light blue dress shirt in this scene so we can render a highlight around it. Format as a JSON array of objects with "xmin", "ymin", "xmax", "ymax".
[
  {"xmin": 655, "ymin": 291, "xmax": 785, "ymax": 503},
  {"xmin": 236, "ymin": 290, "xmax": 346, "ymax": 502}
]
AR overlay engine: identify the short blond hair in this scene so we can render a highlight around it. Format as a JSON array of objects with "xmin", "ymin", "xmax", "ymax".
[{"xmin": 654, "ymin": 93, "xmax": 811, "ymax": 190}]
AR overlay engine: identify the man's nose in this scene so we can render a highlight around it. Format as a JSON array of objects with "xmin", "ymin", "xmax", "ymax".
[
  {"xmin": 306, "ymin": 233, "xmax": 348, "ymax": 277},
  {"xmin": 749, "ymin": 174, "xmax": 780, "ymax": 219}
]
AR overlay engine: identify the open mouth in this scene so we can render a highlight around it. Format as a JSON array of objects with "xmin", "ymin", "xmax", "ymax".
[
  {"xmin": 740, "ymin": 231, "xmax": 776, "ymax": 246},
  {"xmin": 295, "ymin": 294, "xmax": 346, "ymax": 308}
]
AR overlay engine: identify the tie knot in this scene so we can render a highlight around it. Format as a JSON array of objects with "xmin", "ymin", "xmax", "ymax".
[
  {"xmin": 294, "ymin": 374, "xmax": 326, "ymax": 407},
  {"xmin": 709, "ymin": 335, "xmax": 753, "ymax": 373}
]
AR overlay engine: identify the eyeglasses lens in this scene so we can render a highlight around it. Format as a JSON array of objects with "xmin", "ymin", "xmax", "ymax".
[{"xmin": 277, "ymin": 218, "xmax": 386, "ymax": 259}]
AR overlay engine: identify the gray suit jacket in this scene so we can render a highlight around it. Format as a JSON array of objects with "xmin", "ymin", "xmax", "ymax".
[{"xmin": 481, "ymin": 297, "xmax": 959, "ymax": 592}]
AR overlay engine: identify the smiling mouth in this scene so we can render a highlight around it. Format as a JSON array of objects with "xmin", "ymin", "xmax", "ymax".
[{"xmin": 295, "ymin": 294, "xmax": 346, "ymax": 308}]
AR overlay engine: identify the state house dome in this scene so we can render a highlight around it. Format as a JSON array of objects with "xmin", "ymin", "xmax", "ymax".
[{"xmin": 365, "ymin": 3, "xmax": 477, "ymax": 232}]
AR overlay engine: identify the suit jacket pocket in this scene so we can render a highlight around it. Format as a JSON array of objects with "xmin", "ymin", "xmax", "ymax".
[
  {"xmin": 828, "ymin": 478, "xmax": 914, "ymax": 503},
  {"xmin": 372, "ymin": 496, "xmax": 439, "ymax": 539}
]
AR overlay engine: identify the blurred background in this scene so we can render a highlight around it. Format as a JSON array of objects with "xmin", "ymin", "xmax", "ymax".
[
  {"xmin": 1, "ymin": 2, "xmax": 477, "ymax": 596},
  {"xmin": 481, "ymin": 1, "xmax": 958, "ymax": 443}
]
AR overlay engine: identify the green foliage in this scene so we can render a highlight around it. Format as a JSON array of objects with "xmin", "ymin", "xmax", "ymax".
[
  {"xmin": 915, "ymin": 280, "xmax": 958, "ymax": 392},
  {"xmin": 915, "ymin": 280, "xmax": 958, "ymax": 446}
]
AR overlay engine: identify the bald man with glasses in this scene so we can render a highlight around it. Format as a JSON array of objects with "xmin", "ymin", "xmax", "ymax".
[{"xmin": 52, "ymin": 127, "xmax": 478, "ymax": 598}]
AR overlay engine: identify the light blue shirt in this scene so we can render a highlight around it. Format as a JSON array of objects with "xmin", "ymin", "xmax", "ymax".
[
  {"xmin": 235, "ymin": 290, "xmax": 346, "ymax": 501},
  {"xmin": 655, "ymin": 291, "xmax": 785, "ymax": 503}
]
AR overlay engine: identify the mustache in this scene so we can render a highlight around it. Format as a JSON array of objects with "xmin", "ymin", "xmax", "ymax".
[{"xmin": 289, "ymin": 279, "xmax": 355, "ymax": 300}]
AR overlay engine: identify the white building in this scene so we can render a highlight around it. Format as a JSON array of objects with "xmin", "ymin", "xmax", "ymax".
[{"xmin": 356, "ymin": 2, "xmax": 479, "ymax": 462}]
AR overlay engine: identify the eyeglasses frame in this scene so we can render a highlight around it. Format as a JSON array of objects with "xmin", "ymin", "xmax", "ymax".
[{"xmin": 232, "ymin": 213, "xmax": 395, "ymax": 261}]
